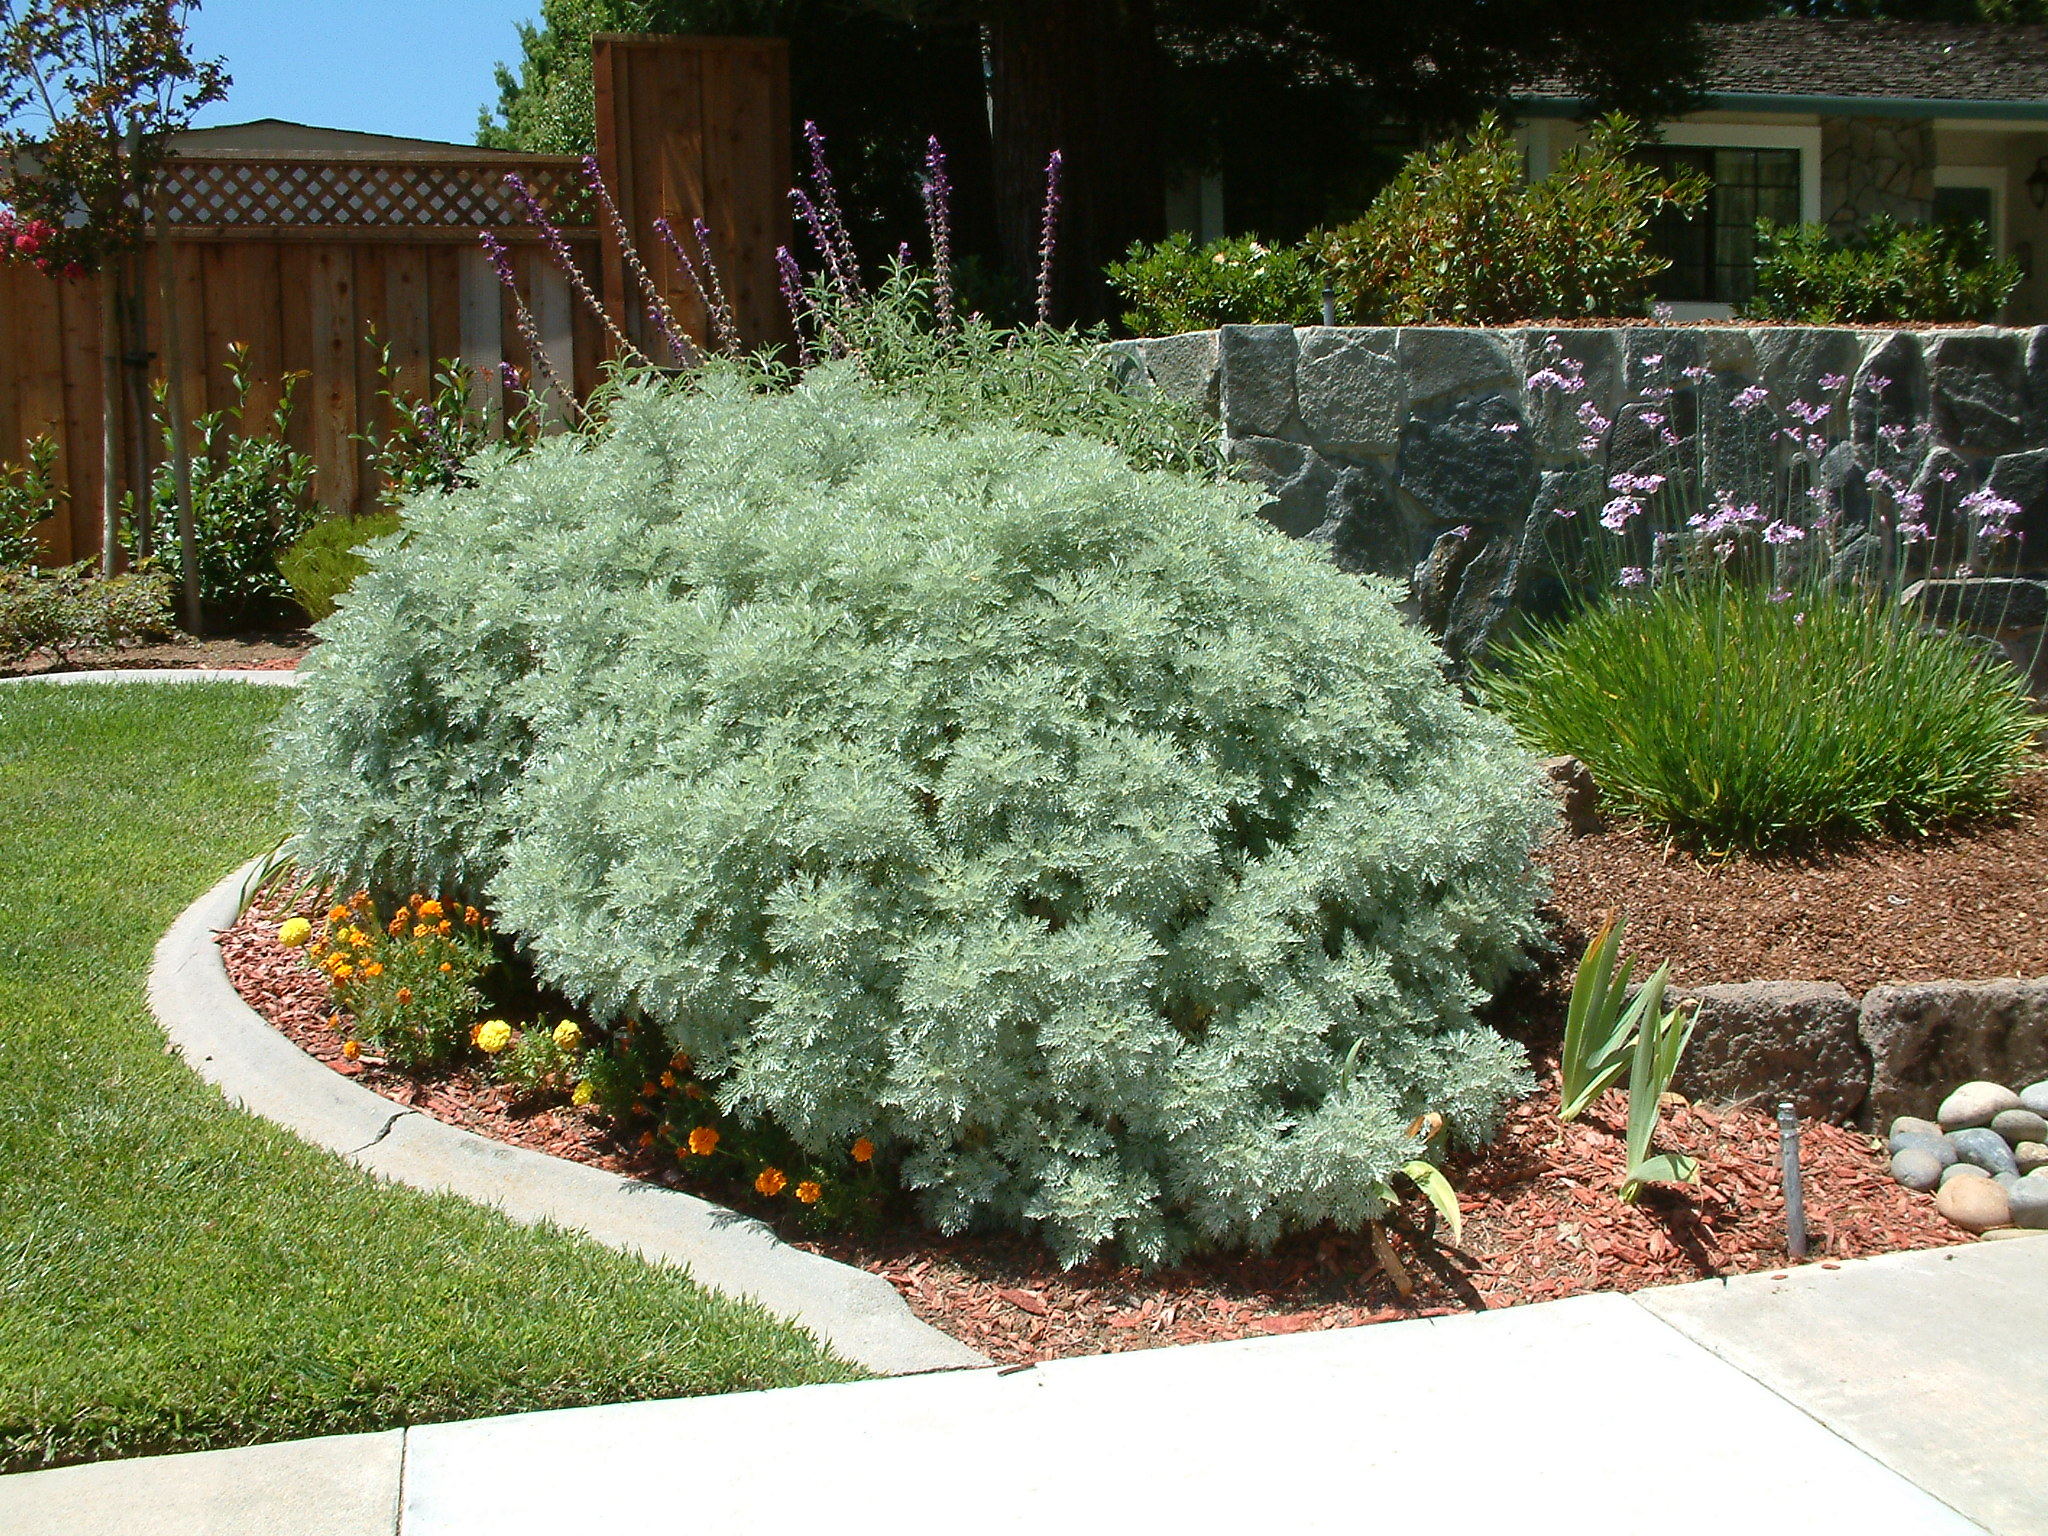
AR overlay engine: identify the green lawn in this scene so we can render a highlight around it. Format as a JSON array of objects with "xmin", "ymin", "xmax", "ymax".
[{"xmin": 0, "ymin": 682, "xmax": 857, "ymax": 1473}]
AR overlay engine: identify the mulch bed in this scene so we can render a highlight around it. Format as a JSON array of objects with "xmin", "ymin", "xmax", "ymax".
[
  {"xmin": 1536, "ymin": 767, "xmax": 2048, "ymax": 996},
  {"xmin": 219, "ymin": 893, "xmax": 1960, "ymax": 1367},
  {"xmin": 1, "ymin": 630, "xmax": 311, "ymax": 675}
]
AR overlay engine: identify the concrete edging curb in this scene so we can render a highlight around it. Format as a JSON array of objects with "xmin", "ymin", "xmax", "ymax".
[
  {"xmin": 149, "ymin": 860, "xmax": 986, "ymax": 1377},
  {"xmin": 0, "ymin": 667, "xmax": 303, "ymax": 686}
]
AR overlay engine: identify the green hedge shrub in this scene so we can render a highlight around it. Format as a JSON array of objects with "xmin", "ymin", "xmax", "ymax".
[
  {"xmin": 273, "ymin": 367, "xmax": 1548, "ymax": 1264},
  {"xmin": 1480, "ymin": 583, "xmax": 2039, "ymax": 851},
  {"xmin": 1321, "ymin": 113, "xmax": 1704, "ymax": 325},
  {"xmin": 0, "ymin": 561, "xmax": 177, "ymax": 663},
  {"xmin": 278, "ymin": 512, "xmax": 403, "ymax": 623},
  {"xmin": 1104, "ymin": 233, "xmax": 1323, "ymax": 336},
  {"xmin": 1744, "ymin": 215, "xmax": 2022, "ymax": 324}
]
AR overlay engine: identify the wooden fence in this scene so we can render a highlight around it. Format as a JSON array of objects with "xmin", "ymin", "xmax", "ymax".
[{"xmin": 0, "ymin": 35, "xmax": 790, "ymax": 564}]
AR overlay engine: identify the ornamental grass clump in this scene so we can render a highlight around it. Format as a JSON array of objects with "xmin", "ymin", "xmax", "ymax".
[
  {"xmin": 1481, "ymin": 583, "xmax": 2039, "ymax": 851},
  {"xmin": 274, "ymin": 367, "xmax": 1549, "ymax": 1265}
]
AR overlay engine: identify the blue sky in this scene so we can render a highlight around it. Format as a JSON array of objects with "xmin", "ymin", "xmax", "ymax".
[{"xmin": 186, "ymin": 0, "xmax": 546, "ymax": 146}]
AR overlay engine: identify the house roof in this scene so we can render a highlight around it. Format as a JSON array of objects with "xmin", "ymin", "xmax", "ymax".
[
  {"xmin": 171, "ymin": 119, "xmax": 520, "ymax": 158},
  {"xmin": 1519, "ymin": 20, "xmax": 2048, "ymax": 116}
]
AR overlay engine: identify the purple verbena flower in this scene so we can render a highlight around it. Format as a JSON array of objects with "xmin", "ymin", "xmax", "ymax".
[{"xmin": 1618, "ymin": 565, "xmax": 1648, "ymax": 587}]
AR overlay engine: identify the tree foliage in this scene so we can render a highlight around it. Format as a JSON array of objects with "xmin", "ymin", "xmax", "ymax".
[{"xmin": 0, "ymin": 0, "xmax": 226, "ymax": 273}]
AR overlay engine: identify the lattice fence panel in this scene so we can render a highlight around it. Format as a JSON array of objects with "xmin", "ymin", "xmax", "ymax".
[{"xmin": 156, "ymin": 158, "xmax": 594, "ymax": 230}]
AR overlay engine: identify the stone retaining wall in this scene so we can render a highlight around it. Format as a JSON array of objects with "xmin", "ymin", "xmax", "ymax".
[{"xmin": 1108, "ymin": 324, "xmax": 2048, "ymax": 667}]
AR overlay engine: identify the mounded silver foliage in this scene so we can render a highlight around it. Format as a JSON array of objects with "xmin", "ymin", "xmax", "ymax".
[{"xmin": 274, "ymin": 366, "xmax": 1550, "ymax": 1265}]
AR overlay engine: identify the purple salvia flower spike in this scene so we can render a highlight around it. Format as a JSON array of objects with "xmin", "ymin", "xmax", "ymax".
[
  {"xmin": 691, "ymin": 218, "xmax": 742, "ymax": 357},
  {"xmin": 775, "ymin": 245, "xmax": 815, "ymax": 367},
  {"xmin": 503, "ymin": 171, "xmax": 638, "ymax": 364},
  {"xmin": 478, "ymin": 231, "xmax": 577, "ymax": 425},
  {"xmin": 788, "ymin": 186, "xmax": 847, "ymax": 295},
  {"xmin": 802, "ymin": 121, "xmax": 862, "ymax": 298},
  {"xmin": 1036, "ymin": 149, "xmax": 1063, "ymax": 327},
  {"xmin": 580, "ymin": 156, "xmax": 698, "ymax": 368},
  {"xmin": 923, "ymin": 136, "xmax": 955, "ymax": 333}
]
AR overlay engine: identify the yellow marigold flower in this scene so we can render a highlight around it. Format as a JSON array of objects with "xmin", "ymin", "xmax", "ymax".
[
  {"xmin": 476, "ymin": 1019, "xmax": 513, "ymax": 1054},
  {"xmin": 851, "ymin": 1137, "xmax": 875, "ymax": 1164},
  {"xmin": 755, "ymin": 1167, "xmax": 787, "ymax": 1197},
  {"xmin": 413, "ymin": 924, "xmax": 432, "ymax": 940},
  {"xmin": 436, "ymin": 919, "xmax": 451, "ymax": 935},
  {"xmin": 687, "ymin": 1125, "xmax": 720, "ymax": 1157},
  {"xmin": 659, "ymin": 1070, "xmax": 676, "ymax": 1090},
  {"xmin": 332, "ymin": 962, "xmax": 353, "ymax": 981},
  {"xmin": 396, "ymin": 987, "xmax": 412, "ymax": 1006},
  {"xmin": 553, "ymin": 1019, "xmax": 582, "ymax": 1051},
  {"xmin": 347, "ymin": 929, "xmax": 371, "ymax": 950},
  {"xmin": 327, "ymin": 904, "xmax": 349, "ymax": 925},
  {"xmin": 277, "ymin": 917, "xmax": 313, "ymax": 948},
  {"xmin": 342, "ymin": 1039, "xmax": 360, "ymax": 1060},
  {"xmin": 570, "ymin": 1080, "xmax": 594, "ymax": 1107},
  {"xmin": 419, "ymin": 899, "xmax": 444, "ymax": 919},
  {"xmin": 308, "ymin": 940, "xmax": 326, "ymax": 960},
  {"xmin": 795, "ymin": 1180, "xmax": 822, "ymax": 1205}
]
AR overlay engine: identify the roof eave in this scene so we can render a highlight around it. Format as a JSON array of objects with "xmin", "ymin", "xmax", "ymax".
[{"xmin": 1517, "ymin": 92, "xmax": 2048, "ymax": 122}]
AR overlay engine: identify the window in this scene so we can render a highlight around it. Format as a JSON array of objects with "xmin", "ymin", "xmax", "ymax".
[{"xmin": 1639, "ymin": 147, "xmax": 1803, "ymax": 305}]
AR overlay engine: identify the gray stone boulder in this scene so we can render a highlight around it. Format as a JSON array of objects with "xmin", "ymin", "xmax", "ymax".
[
  {"xmin": 1396, "ymin": 393, "xmax": 1537, "ymax": 531},
  {"xmin": 1938, "ymin": 1079, "xmax": 2024, "ymax": 1130},
  {"xmin": 1860, "ymin": 981, "xmax": 2048, "ymax": 1127},
  {"xmin": 1992, "ymin": 1107, "xmax": 2048, "ymax": 1146},
  {"xmin": 1902, "ymin": 578, "xmax": 2048, "ymax": 634},
  {"xmin": 1541, "ymin": 756, "xmax": 1601, "ymax": 836},
  {"xmin": 2008, "ymin": 1178, "xmax": 2048, "ymax": 1229},
  {"xmin": 1889, "ymin": 1115, "xmax": 1945, "ymax": 1144},
  {"xmin": 1888, "ymin": 1130, "xmax": 1956, "ymax": 1165},
  {"xmin": 1891, "ymin": 1146, "xmax": 1946, "ymax": 1191},
  {"xmin": 1296, "ymin": 328, "xmax": 1403, "ymax": 456},
  {"xmin": 1672, "ymin": 980, "xmax": 1867, "ymax": 1123},
  {"xmin": 1941, "ymin": 1162, "xmax": 1990, "ymax": 1186},
  {"xmin": 1133, "ymin": 330, "xmax": 1221, "ymax": 418},
  {"xmin": 1221, "ymin": 436, "xmax": 1333, "ymax": 538},
  {"xmin": 1396, "ymin": 328, "xmax": 1515, "ymax": 406},
  {"xmin": 1218, "ymin": 325, "xmax": 1300, "ymax": 439},
  {"xmin": 1926, "ymin": 330, "xmax": 2027, "ymax": 455},
  {"xmin": 2016, "ymin": 1141, "xmax": 2048, "ymax": 1175},
  {"xmin": 1952, "ymin": 1126, "xmax": 2021, "ymax": 1178},
  {"xmin": 2021, "ymin": 1080, "xmax": 2048, "ymax": 1117}
]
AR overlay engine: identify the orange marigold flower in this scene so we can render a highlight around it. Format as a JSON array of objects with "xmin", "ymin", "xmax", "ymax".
[
  {"xmin": 684, "ymin": 1082, "xmax": 705, "ymax": 1100},
  {"xmin": 755, "ymin": 1167, "xmax": 787, "ymax": 1197},
  {"xmin": 326, "ymin": 1012, "xmax": 343, "ymax": 1031},
  {"xmin": 851, "ymin": 1137, "xmax": 875, "ymax": 1164},
  {"xmin": 659, "ymin": 1070, "xmax": 676, "ymax": 1090},
  {"xmin": 348, "ymin": 929, "xmax": 371, "ymax": 950},
  {"xmin": 409, "ymin": 894, "xmax": 425, "ymax": 911},
  {"xmin": 363, "ymin": 962, "xmax": 384, "ymax": 978},
  {"xmin": 413, "ymin": 924, "xmax": 432, "ymax": 940},
  {"xmin": 396, "ymin": 988, "xmax": 412, "ymax": 1005},
  {"xmin": 795, "ymin": 1180, "xmax": 822, "ymax": 1205},
  {"xmin": 670, "ymin": 1052, "xmax": 690, "ymax": 1073},
  {"xmin": 436, "ymin": 919, "xmax": 451, "ymax": 935},
  {"xmin": 464, "ymin": 906, "xmax": 480, "ymax": 926},
  {"xmin": 639, "ymin": 1131, "xmax": 655, "ymax": 1149},
  {"xmin": 419, "ymin": 899, "xmax": 444, "ymax": 919},
  {"xmin": 439, "ymin": 962, "xmax": 453, "ymax": 973},
  {"xmin": 342, "ymin": 1039, "xmax": 361, "ymax": 1060},
  {"xmin": 328, "ymin": 904, "xmax": 349, "ymax": 925},
  {"xmin": 332, "ymin": 962, "xmax": 353, "ymax": 980},
  {"xmin": 641, "ymin": 1082, "xmax": 658, "ymax": 1098},
  {"xmin": 687, "ymin": 1126, "xmax": 720, "ymax": 1157},
  {"xmin": 388, "ymin": 912, "xmax": 409, "ymax": 936},
  {"xmin": 350, "ymin": 890, "xmax": 371, "ymax": 910}
]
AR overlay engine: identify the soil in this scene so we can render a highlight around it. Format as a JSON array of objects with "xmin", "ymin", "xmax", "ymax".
[
  {"xmin": 0, "ymin": 629, "xmax": 312, "ymax": 676},
  {"xmin": 1536, "ymin": 766, "xmax": 2048, "ymax": 995},
  {"xmin": 219, "ymin": 884, "xmax": 1964, "ymax": 1366}
]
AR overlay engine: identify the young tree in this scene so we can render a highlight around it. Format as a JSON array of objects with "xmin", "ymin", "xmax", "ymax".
[{"xmin": 0, "ymin": 0, "xmax": 227, "ymax": 582}]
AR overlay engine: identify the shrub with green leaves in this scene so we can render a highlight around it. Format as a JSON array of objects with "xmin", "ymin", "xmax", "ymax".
[
  {"xmin": 278, "ymin": 512, "xmax": 402, "ymax": 624},
  {"xmin": 134, "ymin": 343, "xmax": 320, "ymax": 628},
  {"xmin": 0, "ymin": 560, "xmax": 176, "ymax": 663},
  {"xmin": 1321, "ymin": 113, "xmax": 1705, "ymax": 325},
  {"xmin": 0, "ymin": 434, "xmax": 64, "ymax": 570},
  {"xmin": 1745, "ymin": 214, "xmax": 2021, "ymax": 324},
  {"xmin": 1105, "ymin": 232, "xmax": 1323, "ymax": 336},
  {"xmin": 1480, "ymin": 582, "xmax": 2038, "ymax": 851},
  {"xmin": 273, "ymin": 366, "xmax": 1549, "ymax": 1265}
]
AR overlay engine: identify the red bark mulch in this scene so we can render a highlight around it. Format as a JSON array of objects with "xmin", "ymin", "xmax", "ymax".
[
  {"xmin": 1, "ymin": 631, "xmax": 310, "ymax": 676},
  {"xmin": 218, "ymin": 899, "xmax": 1960, "ymax": 1367}
]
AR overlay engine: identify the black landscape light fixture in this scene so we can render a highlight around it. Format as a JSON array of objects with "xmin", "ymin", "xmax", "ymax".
[{"xmin": 2028, "ymin": 156, "xmax": 2048, "ymax": 212}]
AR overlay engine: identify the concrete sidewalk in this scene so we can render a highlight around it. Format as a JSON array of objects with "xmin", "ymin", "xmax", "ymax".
[{"xmin": 5, "ymin": 1237, "xmax": 2039, "ymax": 1535}]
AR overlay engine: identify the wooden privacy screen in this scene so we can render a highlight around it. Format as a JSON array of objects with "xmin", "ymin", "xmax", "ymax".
[
  {"xmin": 0, "ymin": 34, "xmax": 791, "ymax": 564},
  {"xmin": 594, "ymin": 34, "xmax": 791, "ymax": 355}
]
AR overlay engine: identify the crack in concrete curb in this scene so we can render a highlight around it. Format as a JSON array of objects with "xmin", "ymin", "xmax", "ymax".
[{"xmin": 151, "ymin": 858, "xmax": 987, "ymax": 1377}]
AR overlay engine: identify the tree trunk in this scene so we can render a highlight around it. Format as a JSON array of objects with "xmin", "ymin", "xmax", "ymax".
[
  {"xmin": 155, "ymin": 180, "xmax": 202, "ymax": 635},
  {"xmin": 98, "ymin": 266, "xmax": 122, "ymax": 577},
  {"xmin": 984, "ymin": 0, "xmax": 1163, "ymax": 325}
]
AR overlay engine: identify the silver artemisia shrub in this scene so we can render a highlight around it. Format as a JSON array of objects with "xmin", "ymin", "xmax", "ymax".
[{"xmin": 274, "ymin": 364, "xmax": 1551, "ymax": 1265}]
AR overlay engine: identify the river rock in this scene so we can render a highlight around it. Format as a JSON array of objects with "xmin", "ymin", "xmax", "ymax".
[
  {"xmin": 1889, "ymin": 1115, "xmax": 1945, "ymax": 1143},
  {"xmin": 1890, "ymin": 1147, "xmax": 1946, "ymax": 1191},
  {"xmin": 1941, "ymin": 1163, "xmax": 1990, "ymax": 1186},
  {"xmin": 1980, "ymin": 1226, "xmax": 2048, "ymax": 1241},
  {"xmin": 2019, "ymin": 1142, "xmax": 2048, "ymax": 1174},
  {"xmin": 1939, "ymin": 1081, "xmax": 2023, "ymax": 1130},
  {"xmin": 1992, "ymin": 1108, "xmax": 2048, "ymax": 1146},
  {"xmin": 2022, "ymin": 1080, "xmax": 2048, "ymax": 1117},
  {"xmin": 1937, "ymin": 1175, "xmax": 2012, "ymax": 1233},
  {"xmin": 2010, "ymin": 1179, "xmax": 2048, "ymax": 1229},
  {"xmin": 1887, "ymin": 1130, "xmax": 1956, "ymax": 1165},
  {"xmin": 1952, "ymin": 1126, "xmax": 2021, "ymax": 1177}
]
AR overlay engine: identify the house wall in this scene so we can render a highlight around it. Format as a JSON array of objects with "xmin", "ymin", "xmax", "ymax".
[
  {"xmin": 1821, "ymin": 117, "xmax": 1936, "ymax": 233},
  {"xmin": 1109, "ymin": 323, "xmax": 2048, "ymax": 669}
]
